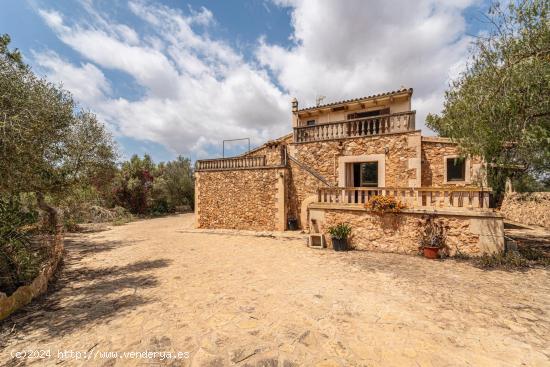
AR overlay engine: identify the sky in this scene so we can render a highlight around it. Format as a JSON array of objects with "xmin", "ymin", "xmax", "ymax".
[{"xmin": 0, "ymin": 0, "xmax": 491, "ymax": 162}]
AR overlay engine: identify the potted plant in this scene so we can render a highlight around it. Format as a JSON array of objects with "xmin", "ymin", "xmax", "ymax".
[
  {"xmin": 327, "ymin": 223, "xmax": 352, "ymax": 251},
  {"xmin": 419, "ymin": 215, "xmax": 446, "ymax": 259},
  {"xmin": 287, "ymin": 217, "xmax": 298, "ymax": 230},
  {"xmin": 367, "ymin": 195, "xmax": 405, "ymax": 213}
]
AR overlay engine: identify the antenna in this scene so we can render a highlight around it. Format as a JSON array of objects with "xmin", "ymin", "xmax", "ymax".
[{"xmin": 315, "ymin": 95, "xmax": 326, "ymax": 107}]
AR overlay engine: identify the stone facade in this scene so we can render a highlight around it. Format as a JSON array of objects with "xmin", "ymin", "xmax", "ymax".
[
  {"xmin": 246, "ymin": 134, "xmax": 291, "ymax": 166},
  {"xmin": 194, "ymin": 90, "xmax": 498, "ymax": 257},
  {"xmin": 196, "ymin": 131, "xmax": 489, "ymax": 233},
  {"xmin": 286, "ymin": 131, "xmax": 421, "ymax": 228},
  {"xmin": 500, "ymin": 192, "xmax": 550, "ymax": 228},
  {"xmin": 195, "ymin": 167, "xmax": 286, "ymax": 231},
  {"xmin": 421, "ymin": 137, "xmax": 484, "ymax": 187},
  {"xmin": 311, "ymin": 206, "xmax": 504, "ymax": 256}
]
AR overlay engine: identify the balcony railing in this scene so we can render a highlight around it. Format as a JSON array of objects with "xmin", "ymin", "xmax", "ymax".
[
  {"xmin": 317, "ymin": 187, "xmax": 492, "ymax": 210},
  {"xmin": 294, "ymin": 111, "xmax": 415, "ymax": 143},
  {"xmin": 196, "ymin": 155, "xmax": 267, "ymax": 171}
]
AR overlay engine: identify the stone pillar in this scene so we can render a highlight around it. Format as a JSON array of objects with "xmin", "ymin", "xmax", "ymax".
[
  {"xmin": 275, "ymin": 169, "xmax": 287, "ymax": 231},
  {"xmin": 194, "ymin": 172, "xmax": 200, "ymax": 228},
  {"xmin": 469, "ymin": 216, "xmax": 505, "ymax": 253},
  {"xmin": 291, "ymin": 97, "xmax": 299, "ymax": 128},
  {"xmin": 407, "ymin": 133, "xmax": 422, "ymax": 187},
  {"xmin": 505, "ymin": 177, "xmax": 513, "ymax": 193}
]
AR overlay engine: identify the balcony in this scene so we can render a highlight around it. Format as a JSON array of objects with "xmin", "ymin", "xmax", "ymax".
[
  {"xmin": 294, "ymin": 111, "xmax": 416, "ymax": 143},
  {"xmin": 316, "ymin": 186, "xmax": 493, "ymax": 211},
  {"xmin": 196, "ymin": 155, "xmax": 269, "ymax": 171}
]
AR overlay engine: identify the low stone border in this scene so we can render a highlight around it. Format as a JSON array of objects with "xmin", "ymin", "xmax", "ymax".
[
  {"xmin": 500, "ymin": 192, "xmax": 550, "ymax": 229},
  {"xmin": 178, "ymin": 228, "xmax": 308, "ymax": 240},
  {"xmin": 0, "ymin": 231, "xmax": 64, "ymax": 321}
]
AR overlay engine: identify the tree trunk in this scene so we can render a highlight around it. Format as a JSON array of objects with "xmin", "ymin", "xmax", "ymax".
[{"xmin": 36, "ymin": 192, "xmax": 61, "ymax": 233}]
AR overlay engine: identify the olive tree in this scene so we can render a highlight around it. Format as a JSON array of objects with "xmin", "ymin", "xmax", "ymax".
[
  {"xmin": 0, "ymin": 34, "xmax": 117, "ymax": 228},
  {"xmin": 426, "ymin": 1, "xmax": 549, "ymax": 194}
]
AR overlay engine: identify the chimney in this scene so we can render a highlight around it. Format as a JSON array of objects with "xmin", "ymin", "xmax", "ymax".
[{"xmin": 291, "ymin": 97, "xmax": 298, "ymax": 112}]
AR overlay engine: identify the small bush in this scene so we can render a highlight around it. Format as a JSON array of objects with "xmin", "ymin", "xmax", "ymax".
[
  {"xmin": 112, "ymin": 217, "xmax": 133, "ymax": 226},
  {"xmin": 367, "ymin": 195, "xmax": 406, "ymax": 212},
  {"xmin": 61, "ymin": 202, "xmax": 133, "ymax": 231},
  {"xmin": 517, "ymin": 246, "xmax": 545, "ymax": 261},
  {"xmin": 475, "ymin": 251, "xmax": 529, "ymax": 269},
  {"xmin": 0, "ymin": 196, "xmax": 44, "ymax": 295},
  {"xmin": 327, "ymin": 223, "xmax": 352, "ymax": 240},
  {"xmin": 419, "ymin": 215, "xmax": 446, "ymax": 249}
]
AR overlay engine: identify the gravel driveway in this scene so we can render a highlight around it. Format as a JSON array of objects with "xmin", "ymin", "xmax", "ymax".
[{"xmin": 1, "ymin": 214, "xmax": 548, "ymax": 366}]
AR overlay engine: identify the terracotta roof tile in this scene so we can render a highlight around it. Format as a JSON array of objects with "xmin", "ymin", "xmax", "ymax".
[{"xmin": 297, "ymin": 88, "xmax": 413, "ymax": 112}]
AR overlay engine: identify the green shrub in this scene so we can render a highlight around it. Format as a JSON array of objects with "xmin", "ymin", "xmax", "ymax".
[
  {"xmin": 327, "ymin": 223, "xmax": 352, "ymax": 240},
  {"xmin": 517, "ymin": 246, "xmax": 545, "ymax": 261},
  {"xmin": 0, "ymin": 196, "xmax": 43, "ymax": 295},
  {"xmin": 475, "ymin": 251, "xmax": 529, "ymax": 269}
]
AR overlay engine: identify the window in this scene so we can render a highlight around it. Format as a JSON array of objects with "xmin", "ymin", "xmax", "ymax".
[
  {"xmin": 306, "ymin": 119, "xmax": 316, "ymax": 126},
  {"xmin": 347, "ymin": 108, "xmax": 389, "ymax": 120},
  {"xmin": 360, "ymin": 162, "xmax": 378, "ymax": 187},
  {"xmin": 446, "ymin": 157, "xmax": 466, "ymax": 181}
]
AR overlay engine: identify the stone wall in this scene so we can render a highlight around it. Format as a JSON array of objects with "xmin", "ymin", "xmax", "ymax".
[
  {"xmin": 247, "ymin": 144, "xmax": 284, "ymax": 166},
  {"xmin": 286, "ymin": 159, "xmax": 327, "ymax": 228},
  {"xmin": 0, "ymin": 230, "xmax": 64, "ymax": 321},
  {"xmin": 500, "ymin": 192, "xmax": 550, "ymax": 228},
  {"xmin": 246, "ymin": 134, "xmax": 292, "ymax": 166},
  {"xmin": 421, "ymin": 138, "xmax": 484, "ymax": 187},
  {"xmin": 287, "ymin": 131, "xmax": 421, "ymax": 229},
  {"xmin": 311, "ymin": 206, "xmax": 504, "ymax": 256},
  {"xmin": 195, "ymin": 168, "xmax": 286, "ymax": 231},
  {"xmin": 194, "ymin": 131, "xmax": 490, "ymax": 233}
]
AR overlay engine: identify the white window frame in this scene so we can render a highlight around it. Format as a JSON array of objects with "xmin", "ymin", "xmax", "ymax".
[
  {"xmin": 338, "ymin": 154, "xmax": 385, "ymax": 187},
  {"xmin": 443, "ymin": 155, "xmax": 470, "ymax": 184}
]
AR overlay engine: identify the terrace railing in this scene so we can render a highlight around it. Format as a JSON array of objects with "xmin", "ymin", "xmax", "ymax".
[
  {"xmin": 317, "ymin": 187, "xmax": 492, "ymax": 210},
  {"xmin": 196, "ymin": 155, "xmax": 267, "ymax": 171},
  {"xmin": 294, "ymin": 111, "xmax": 416, "ymax": 143}
]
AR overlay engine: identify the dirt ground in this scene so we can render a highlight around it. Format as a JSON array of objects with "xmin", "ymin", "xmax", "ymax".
[{"xmin": 1, "ymin": 214, "xmax": 549, "ymax": 366}]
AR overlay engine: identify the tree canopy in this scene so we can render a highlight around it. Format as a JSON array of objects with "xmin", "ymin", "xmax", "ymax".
[
  {"xmin": 426, "ymin": 0, "xmax": 549, "ymax": 192},
  {"xmin": 0, "ymin": 34, "xmax": 117, "ymax": 197},
  {"xmin": 112, "ymin": 154, "xmax": 194, "ymax": 214}
]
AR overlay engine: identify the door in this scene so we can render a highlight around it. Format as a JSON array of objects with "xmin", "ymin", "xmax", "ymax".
[{"xmin": 350, "ymin": 162, "xmax": 378, "ymax": 202}]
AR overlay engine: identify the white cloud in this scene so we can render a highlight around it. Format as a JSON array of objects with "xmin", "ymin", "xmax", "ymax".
[
  {"xmin": 37, "ymin": 9, "xmax": 68, "ymax": 32},
  {"xmin": 35, "ymin": 2, "xmax": 290, "ymax": 158},
  {"xmin": 34, "ymin": 0, "xmax": 478, "ymax": 159},
  {"xmin": 33, "ymin": 51, "xmax": 111, "ymax": 106},
  {"xmin": 259, "ymin": 0, "xmax": 477, "ymax": 131}
]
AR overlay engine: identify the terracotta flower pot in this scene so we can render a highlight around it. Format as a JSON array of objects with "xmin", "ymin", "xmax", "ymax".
[{"xmin": 423, "ymin": 246, "xmax": 440, "ymax": 259}]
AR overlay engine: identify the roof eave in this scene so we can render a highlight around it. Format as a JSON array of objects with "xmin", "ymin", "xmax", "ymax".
[{"xmin": 296, "ymin": 88, "xmax": 413, "ymax": 114}]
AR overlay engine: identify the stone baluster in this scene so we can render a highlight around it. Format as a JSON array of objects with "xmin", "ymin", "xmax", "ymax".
[
  {"xmin": 472, "ymin": 192, "xmax": 480, "ymax": 208},
  {"xmin": 466, "ymin": 191, "xmax": 473, "ymax": 209},
  {"xmin": 482, "ymin": 191, "xmax": 489, "ymax": 208}
]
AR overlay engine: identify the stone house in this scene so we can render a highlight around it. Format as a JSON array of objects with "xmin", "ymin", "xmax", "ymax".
[{"xmin": 195, "ymin": 88, "xmax": 503, "ymax": 256}]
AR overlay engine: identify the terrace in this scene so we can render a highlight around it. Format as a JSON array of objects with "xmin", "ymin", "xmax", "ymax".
[
  {"xmin": 316, "ymin": 186, "xmax": 493, "ymax": 211},
  {"xmin": 294, "ymin": 110, "xmax": 416, "ymax": 143},
  {"xmin": 195, "ymin": 155, "xmax": 282, "ymax": 171}
]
